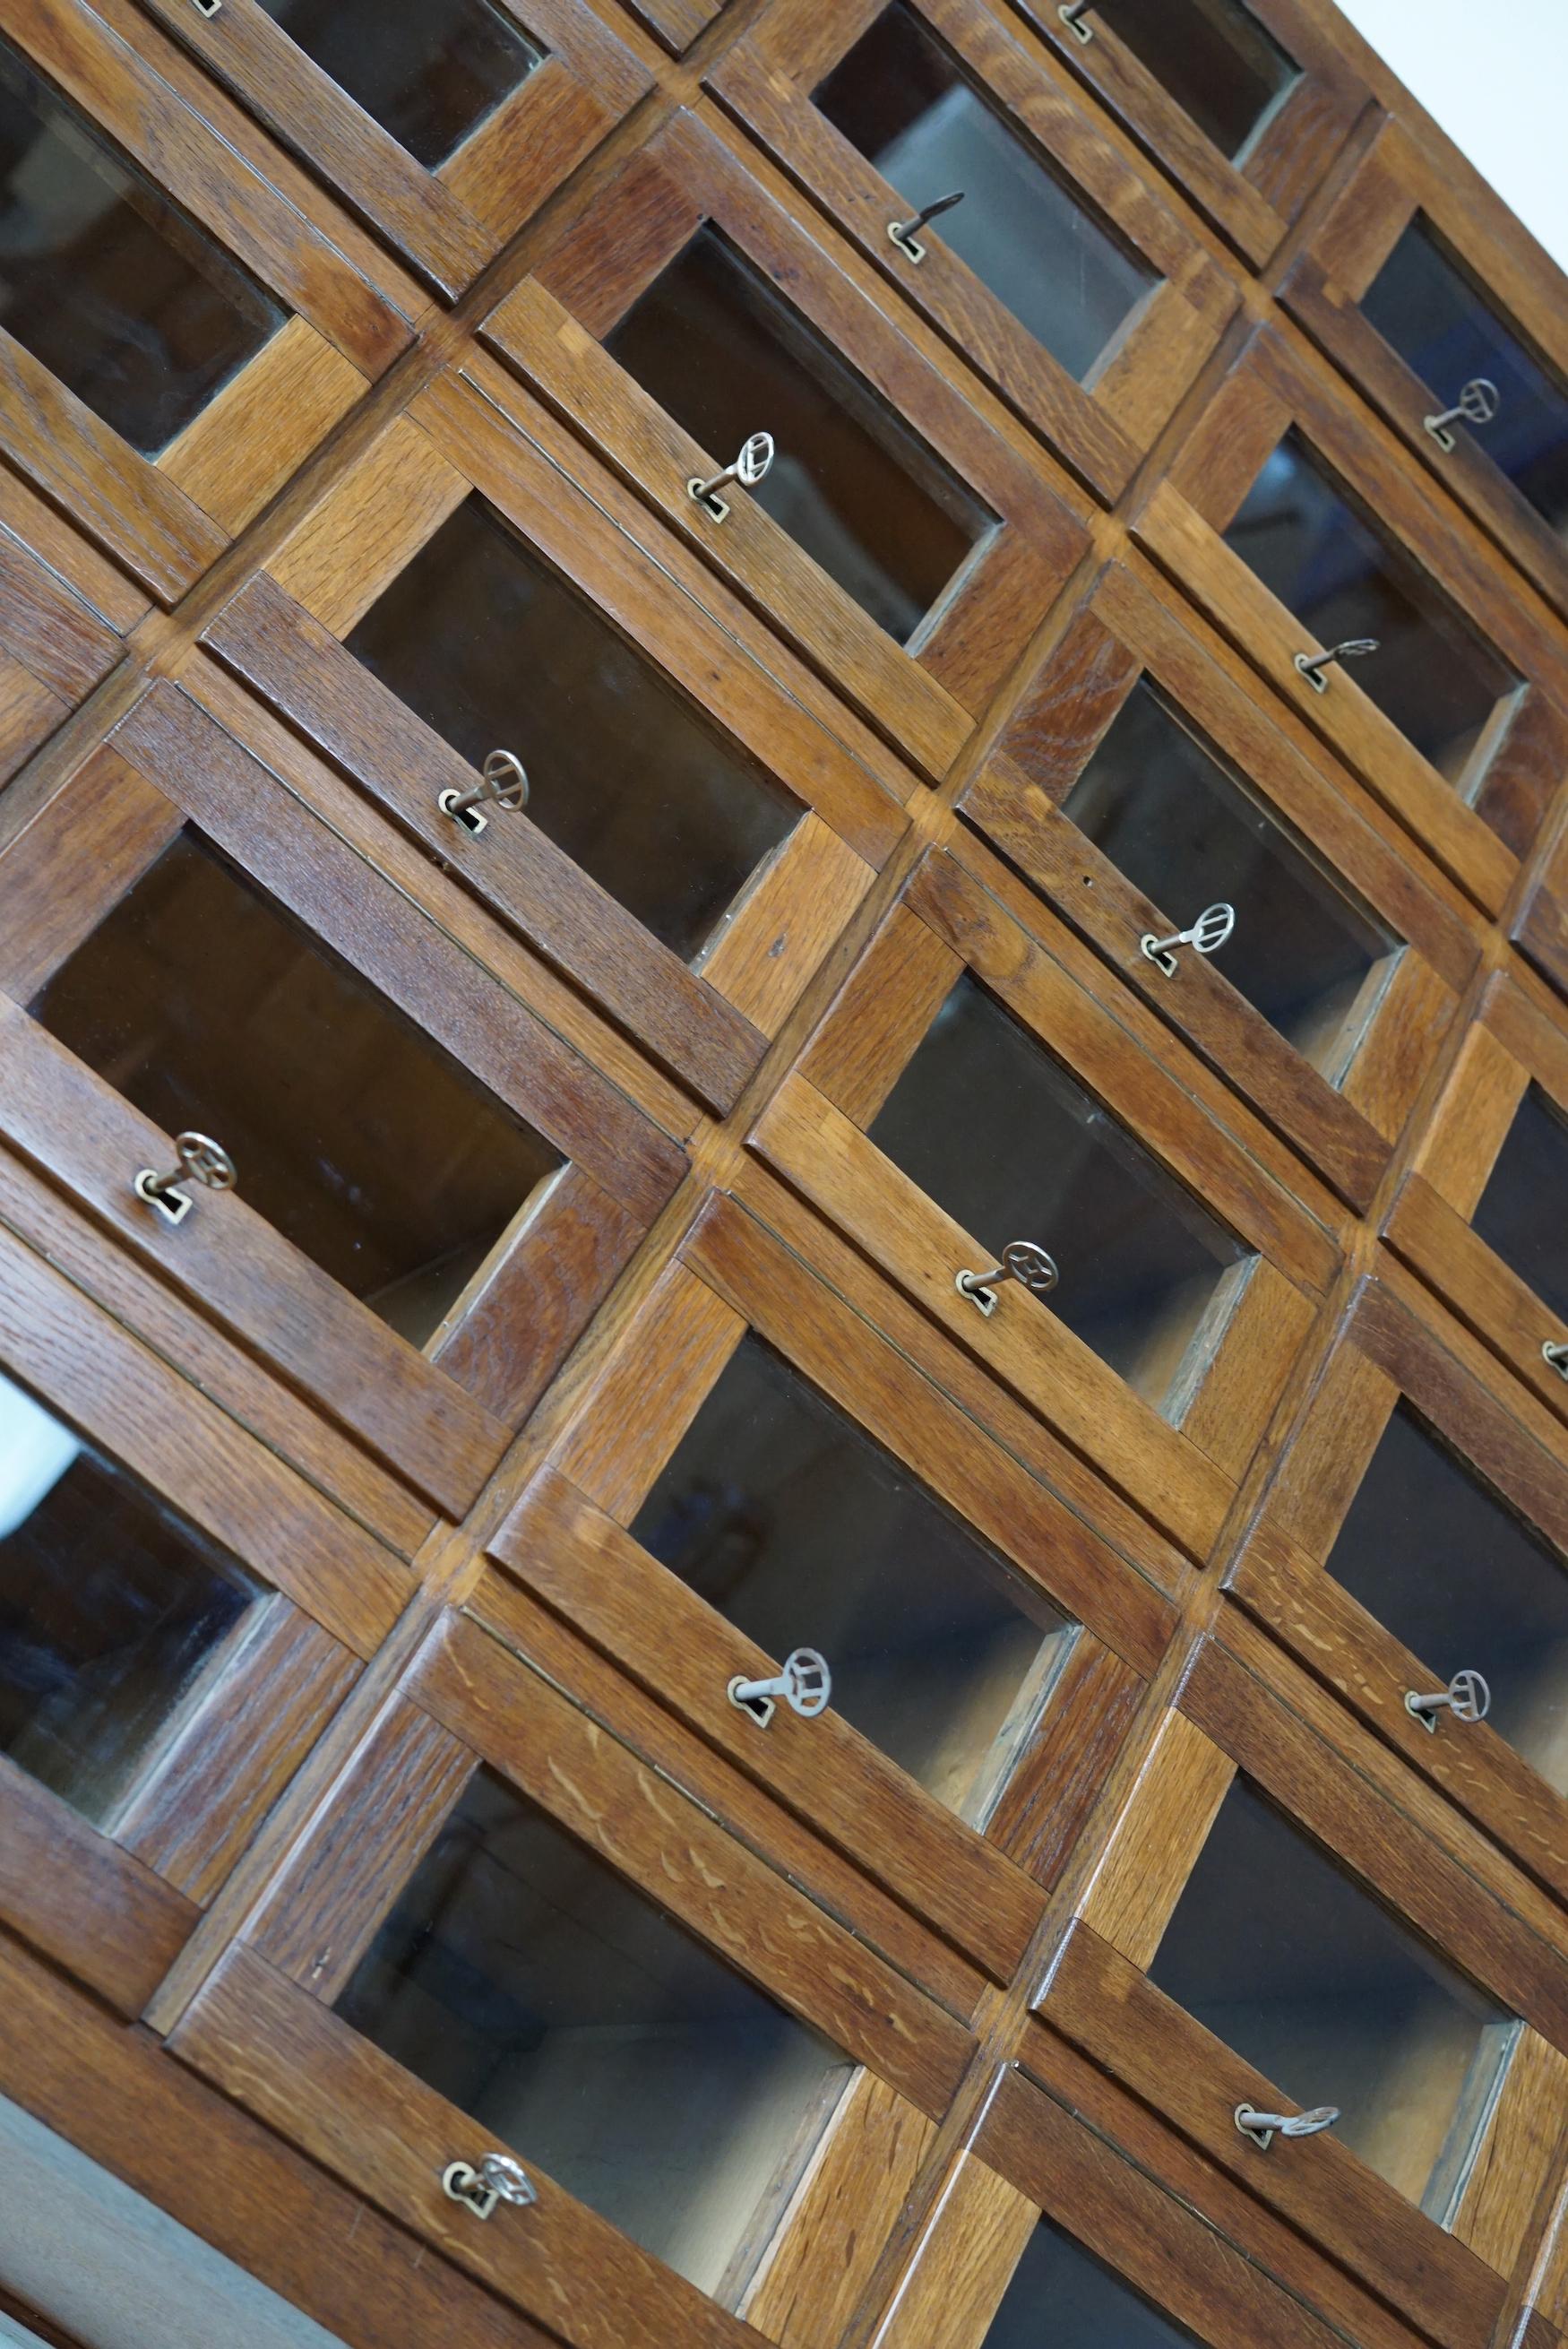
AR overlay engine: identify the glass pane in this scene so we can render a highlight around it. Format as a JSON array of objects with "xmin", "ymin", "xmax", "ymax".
[
  {"xmin": 1064, "ymin": 679, "xmax": 1392, "ymax": 1075},
  {"xmin": 1360, "ymin": 216, "xmax": 1568, "ymax": 546},
  {"xmin": 0, "ymin": 1366, "xmax": 259, "ymax": 1827},
  {"xmin": 347, "ymin": 496, "xmax": 797, "ymax": 963},
  {"xmin": 632, "ymin": 1334, "xmax": 1073, "ymax": 1823},
  {"xmin": 813, "ymin": 4, "xmax": 1153, "ymax": 384},
  {"xmin": 1329, "ymin": 1407, "xmax": 1568, "ymax": 1797},
  {"xmin": 30, "ymin": 832, "xmax": 562, "ymax": 1347},
  {"xmin": 985, "ymin": 2218, "xmax": 1200, "ymax": 2349},
  {"xmin": 0, "ymin": 40, "xmax": 283, "ymax": 455},
  {"xmin": 256, "ymin": 0, "xmax": 541, "ymax": 170},
  {"xmin": 1225, "ymin": 431, "xmax": 1518, "ymax": 790},
  {"xmin": 605, "ymin": 227, "xmax": 994, "ymax": 645},
  {"xmin": 337, "ymin": 1768, "xmax": 852, "ymax": 2298},
  {"xmin": 1473, "ymin": 1085, "xmax": 1568, "ymax": 1326},
  {"xmin": 1149, "ymin": 1779, "xmax": 1513, "ymax": 2215},
  {"xmin": 869, "ymin": 973, "xmax": 1246, "ymax": 1410},
  {"xmin": 1090, "ymin": 0, "xmax": 1298, "ymax": 161}
]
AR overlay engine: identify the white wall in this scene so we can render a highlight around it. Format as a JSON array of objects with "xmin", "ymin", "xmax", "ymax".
[{"xmin": 1337, "ymin": 0, "xmax": 1568, "ymax": 273}]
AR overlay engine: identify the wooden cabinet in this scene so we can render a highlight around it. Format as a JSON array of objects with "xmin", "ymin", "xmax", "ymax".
[{"xmin": 4, "ymin": 4, "xmax": 1568, "ymax": 2349}]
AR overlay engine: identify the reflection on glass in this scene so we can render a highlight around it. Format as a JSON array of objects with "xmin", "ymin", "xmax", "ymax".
[
  {"xmin": 347, "ymin": 496, "xmax": 797, "ymax": 963},
  {"xmin": 337, "ymin": 1768, "xmax": 851, "ymax": 2298},
  {"xmin": 605, "ymin": 227, "xmax": 994, "ymax": 644},
  {"xmin": 633, "ymin": 1334, "xmax": 1073, "ymax": 1822},
  {"xmin": 1084, "ymin": 0, "xmax": 1298, "ymax": 161},
  {"xmin": 1360, "ymin": 216, "xmax": 1568, "ymax": 546},
  {"xmin": 0, "ymin": 1367, "xmax": 260, "ymax": 1826},
  {"xmin": 30, "ymin": 832, "xmax": 562, "ymax": 1347},
  {"xmin": 985, "ymin": 2218, "xmax": 1199, "ymax": 2349},
  {"xmin": 1225, "ymin": 431, "xmax": 1518, "ymax": 789},
  {"xmin": 257, "ymin": 0, "xmax": 541, "ymax": 169},
  {"xmin": 868, "ymin": 974, "xmax": 1247, "ymax": 1411},
  {"xmin": 1329, "ymin": 1406, "xmax": 1568, "ymax": 1797},
  {"xmin": 813, "ymin": 4, "xmax": 1153, "ymax": 384},
  {"xmin": 0, "ymin": 41, "xmax": 283, "ymax": 455},
  {"xmin": 1473, "ymin": 1085, "xmax": 1568, "ymax": 1325},
  {"xmin": 1150, "ymin": 1779, "xmax": 1514, "ymax": 2216},
  {"xmin": 1064, "ymin": 679, "xmax": 1392, "ymax": 1075}
]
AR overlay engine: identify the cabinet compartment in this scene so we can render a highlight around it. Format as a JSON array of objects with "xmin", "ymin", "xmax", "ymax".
[
  {"xmin": 632, "ymin": 1331, "xmax": 1073, "ymax": 1827},
  {"xmin": 605, "ymin": 226, "xmax": 995, "ymax": 648},
  {"xmin": 256, "ymin": 0, "xmax": 540, "ymax": 169},
  {"xmin": 984, "ymin": 2216, "xmax": 1200, "ymax": 2349},
  {"xmin": 1070, "ymin": 0, "xmax": 1298, "ymax": 166},
  {"xmin": 1223, "ymin": 432, "xmax": 1518, "ymax": 792},
  {"xmin": 337, "ymin": 1765, "xmax": 853, "ymax": 2302},
  {"xmin": 812, "ymin": 3, "xmax": 1153, "ymax": 385},
  {"xmin": 1064, "ymin": 678, "xmax": 1394, "ymax": 1077},
  {"xmin": 1329, "ymin": 1406, "xmax": 1568, "ymax": 1799},
  {"xmin": 1470, "ymin": 1084, "xmax": 1568, "ymax": 1330},
  {"xmin": 869, "ymin": 972, "xmax": 1249, "ymax": 1414},
  {"xmin": 0, "ymin": 1363, "xmax": 262, "ymax": 1827},
  {"xmin": 0, "ymin": 39, "xmax": 283, "ymax": 456},
  {"xmin": 346, "ymin": 492, "xmax": 797, "ymax": 966},
  {"xmin": 32, "ymin": 829, "xmax": 564, "ymax": 1349}
]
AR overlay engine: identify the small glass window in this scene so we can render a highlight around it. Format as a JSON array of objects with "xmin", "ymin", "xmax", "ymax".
[
  {"xmin": 1064, "ymin": 679, "xmax": 1393, "ymax": 1076},
  {"xmin": 256, "ymin": 0, "xmax": 542, "ymax": 170},
  {"xmin": 813, "ymin": 4, "xmax": 1154, "ymax": 384},
  {"xmin": 347, "ymin": 495, "xmax": 797, "ymax": 963},
  {"xmin": 0, "ymin": 40, "xmax": 283, "ymax": 455},
  {"xmin": 1472, "ymin": 1084, "xmax": 1568, "ymax": 1328},
  {"xmin": 605, "ymin": 227, "xmax": 995, "ymax": 645},
  {"xmin": 1150, "ymin": 1779, "xmax": 1515, "ymax": 2216},
  {"xmin": 0, "ymin": 1367, "xmax": 261, "ymax": 1827},
  {"xmin": 1329, "ymin": 1406, "xmax": 1568, "ymax": 1798},
  {"xmin": 869, "ymin": 973, "xmax": 1247, "ymax": 1412},
  {"xmin": 633, "ymin": 1334, "xmax": 1073, "ymax": 1824},
  {"xmin": 1225, "ymin": 431, "xmax": 1519, "ymax": 790},
  {"xmin": 1081, "ymin": 0, "xmax": 1299, "ymax": 162},
  {"xmin": 30, "ymin": 832, "xmax": 562, "ymax": 1347},
  {"xmin": 985, "ymin": 2217, "xmax": 1201, "ymax": 2349},
  {"xmin": 1359, "ymin": 217, "xmax": 1568, "ymax": 547},
  {"xmin": 337, "ymin": 1768, "xmax": 852, "ymax": 2299}
]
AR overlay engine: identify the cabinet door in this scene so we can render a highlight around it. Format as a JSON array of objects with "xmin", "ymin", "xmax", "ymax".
[
  {"xmin": 1001, "ymin": 0, "xmax": 1362, "ymax": 267},
  {"xmin": 707, "ymin": 0, "xmax": 1236, "ymax": 497},
  {"xmin": 0, "ymin": 1213, "xmax": 401, "ymax": 2011},
  {"xmin": 487, "ymin": 1194, "xmax": 1168, "ymax": 1983},
  {"xmin": 750, "ymin": 842, "xmax": 1333, "ymax": 1559},
  {"xmin": 1038, "ymin": 1637, "xmax": 1568, "ymax": 2344},
  {"xmin": 1134, "ymin": 324, "xmax": 1568, "ymax": 913},
  {"xmin": 169, "ymin": 1636, "xmax": 975, "ymax": 2349},
  {"xmin": 1229, "ymin": 1268, "xmax": 1568, "ymax": 1912},
  {"xmin": 0, "ymin": 0, "xmax": 411, "ymax": 600},
  {"xmin": 129, "ymin": 0, "xmax": 651, "ymax": 298},
  {"xmin": 480, "ymin": 110, "xmax": 1092, "ymax": 781},
  {"xmin": 961, "ymin": 557, "xmax": 1472, "ymax": 1208},
  {"xmin": 1284, "ymin": 116, "xmax": 1568, "ymax": 629},
  {"xmin": 199, "ymin": 374, "xmax": 906, "ymax": 1114},
  {"xmin": 0, "ymin": 691, "xmax": 686, "ymax": 1511}
]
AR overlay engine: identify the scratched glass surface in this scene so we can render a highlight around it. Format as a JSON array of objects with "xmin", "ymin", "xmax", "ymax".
[
  {"xmin": 0, "ymin": 1366, "xmax": 260, "ymax": 1827},
  {"xmin": 0, "ymin": 39, "xmax": 282, "ymax": 453},
  {"xmin": 814, "ymin": 2, "xmax": 1154, "ymax": 383}
]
